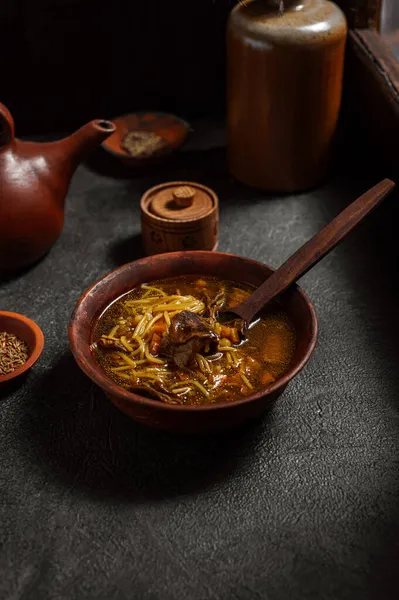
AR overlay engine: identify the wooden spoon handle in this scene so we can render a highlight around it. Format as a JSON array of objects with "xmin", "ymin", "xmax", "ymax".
[{"xmin": 237, "ymin": 179, "xmax": 396, "ymax": 324}]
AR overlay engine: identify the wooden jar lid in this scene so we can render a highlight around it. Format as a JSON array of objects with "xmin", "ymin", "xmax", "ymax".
[
  {"xmin": 141, "ymin": 181, "xmax": 219, "ymax": 255},
  {"xmin": 149, "ymin": 184, "xmax": 214, "ymax": 221}
]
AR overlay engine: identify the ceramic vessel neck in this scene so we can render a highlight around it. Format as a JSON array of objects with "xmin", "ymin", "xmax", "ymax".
[
  {"xmin": 0, "ymin": 103, "xmax": 15, "ymax": 148},
  {"xmin": 260, "ymin": 0, "xmax": 310, "ymax": 11}
]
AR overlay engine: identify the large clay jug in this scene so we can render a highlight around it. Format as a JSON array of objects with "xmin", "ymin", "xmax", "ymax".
[{"xmin": 227, "ymin": 0, "xmax": 347, "ymax": 192}]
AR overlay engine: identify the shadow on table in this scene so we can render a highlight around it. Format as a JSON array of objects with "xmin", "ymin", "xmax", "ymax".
[
  {"xmin": 85, "ymin": 145, "xmax": 229, "ymax": 183},
  {"xmin": 0, "ymin": 253, "xmax": 49, "ymax": 285},
  {"xmin": 22, "ymin": 352, "xmax": 269, "ymax": 503},
  {"xmin": 317, "ymin": 159, "xmax": 399, "ymax": 352},
  {"xmin": 369, "ymin": 533, "xmax": 399, "ymax": 600},
  {"xmin": 0, "ymin": 373, "xmax": 31, "ymax": 400},
  {"xmin": 318, "ymin": 156, "xmax": 399, "ymax": 597},
  {"xmin": 85, "ymin": 147, "xmax": 160, "ymax": 180},
  {"xmin": 108, "ymin": 233, "xmax": 145, "ymax": 267}
]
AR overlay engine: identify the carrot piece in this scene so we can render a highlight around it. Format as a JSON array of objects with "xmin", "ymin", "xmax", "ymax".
[
  {"xmin": 176, "ymin": 370, "xmax": 191, "ymax": 381},
  {"xmin": 220, "ymin": 326, "xmax": 240, "ymax": 345},
  {"xmin": 229, "ymin": 328, "xmax": 240, "ymax": 344},
  {"xmin": 195, "ymin": 279, "xmax": 207, "ymax": 288},
  {"xmin": 261, "ymin": 371, "xmax": 275, "ymax": 385},
  {"xmin": 152, "ymin": 321, "xmax": 167, "ymax": 334},
  {"xmin": 220, "ymin": 326, "xmax": 230, "ymax": 338},
  {"xmin": 149, "ymin": 333, "xmax": 162, "ymax": 355}
]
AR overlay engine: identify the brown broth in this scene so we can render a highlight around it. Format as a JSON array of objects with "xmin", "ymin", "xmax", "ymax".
[{"xmin": 93, "ymin": 275, "xmax": 296, "ymax": 405}]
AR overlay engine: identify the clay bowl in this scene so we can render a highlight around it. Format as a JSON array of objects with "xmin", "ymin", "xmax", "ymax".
[
  {"xmin": 68, "ymin": 252, "xmax": 318, "ymax": 434},
  {"xmin": 101, "ymin": 111, "xmax": 190, "ymax": 167},
  {"xmin": 0, "ymin": 311, "xmax": 44, "ymax": 383}
]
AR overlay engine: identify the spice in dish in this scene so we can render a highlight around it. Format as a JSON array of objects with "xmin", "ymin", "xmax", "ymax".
[
  {"xmin": 92, "ymin": 276, "xmax": 296, "ymax": 406},
  {"xmin": 121, "ymin": 130, "xmax": 168, "ymax": 159},
  {"xmin": 0, "ymin": 331, "xmax": 29, "ymax": 375}
]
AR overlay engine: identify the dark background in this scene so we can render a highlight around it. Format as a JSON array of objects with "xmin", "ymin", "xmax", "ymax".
[{"xmin": 1, "ymin": 0, "xmax": 232, "ymax": 135}]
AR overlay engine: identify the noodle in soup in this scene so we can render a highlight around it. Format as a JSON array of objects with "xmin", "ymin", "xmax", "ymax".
[{"xmin": 92, "ymin": 275, "xmax": 296, "ymax": 405}]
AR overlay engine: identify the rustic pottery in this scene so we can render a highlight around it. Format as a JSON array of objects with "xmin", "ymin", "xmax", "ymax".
[
  {"xmin": 227, "ymin": 0, "xmax": 348, "ymax": 192},
  {"xmin": 102, "ymin": 112, "xmax": 190, "ymax": 167},
  {"xmin": 0, "ymin": 311, "xmax": 44, "ymax": 383},
  {"xmin": 141, "ymin": 181, "xmax": 219, "ymax": 255},
  {"xmin": 68, "ymin": 251, "xmax": 318, "ymax": 434},
  {"xmin": 0, "ymin": 102, "xmax": 115, "ymax": 270}
]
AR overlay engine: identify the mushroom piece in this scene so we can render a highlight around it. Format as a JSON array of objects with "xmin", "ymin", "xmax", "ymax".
[
  {"xmin": 159, "ymin": 310, "xmax": 219, "ymax": 368},
  {"xmin": 200, "ymin": 289, "xmax": 226, "ymax": 322},
  {"xmin": 128, "ymin": 382, "xmax": 178, "ymax": 405},
  {"xmin": 95, "ymin": 337, "xmax": 126, "ymax": 352}
]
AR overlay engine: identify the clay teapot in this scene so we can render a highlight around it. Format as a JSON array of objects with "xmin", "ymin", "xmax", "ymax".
[{"xmin": 0, "ymin": 103, "xmax": 116, "ymax": 271}]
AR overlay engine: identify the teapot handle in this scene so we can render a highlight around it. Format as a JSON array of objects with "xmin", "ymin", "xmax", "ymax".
[{"xmin": 0, "ymin": 103, "xmax": 15, "ymax": 146}]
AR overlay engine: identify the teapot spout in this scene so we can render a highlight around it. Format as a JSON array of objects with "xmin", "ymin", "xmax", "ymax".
[
  {"xmin": 42, "ymin": 119, "xmax": 116, "ymax": 180},
  {"xmin": 58, "ymin": 119, "xmax": 116, "ymax": 169}
]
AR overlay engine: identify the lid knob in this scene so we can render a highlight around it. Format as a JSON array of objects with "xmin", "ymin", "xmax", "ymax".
[{"xmin": 172, "ymin": 186, "xmax": 196, "ymax": 207}]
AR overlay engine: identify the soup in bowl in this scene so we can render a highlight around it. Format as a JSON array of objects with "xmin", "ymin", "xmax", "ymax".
[{"xmin": 69, "ymin": 251, "xmax": 318, "ymax": 433}]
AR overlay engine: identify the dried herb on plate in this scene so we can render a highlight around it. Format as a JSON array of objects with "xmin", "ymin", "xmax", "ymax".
[
  {"xmin": 0, "ymin": 331, "xmax": 29, "ymax": 375},
  {"xmin": 121, "ymin": 130, "xmax": 168, "ymax": 159}
]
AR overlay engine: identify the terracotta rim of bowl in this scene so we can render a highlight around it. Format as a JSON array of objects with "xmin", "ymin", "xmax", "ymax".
[
  {"xmin": 68, "ymin": 252, "xmax": 318, "ymax": 413},
  {"xmin": 0, "ymin": 311, "xmax": 45, "ymax": 383}
]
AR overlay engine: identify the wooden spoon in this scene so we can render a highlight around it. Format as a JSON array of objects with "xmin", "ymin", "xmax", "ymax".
[{"xmin": 218, "ymin": 179, "xmax": 396, "ymax": 331}]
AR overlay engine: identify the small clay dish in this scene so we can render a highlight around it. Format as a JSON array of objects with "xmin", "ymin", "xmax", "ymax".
[
  {"xmin": 69, "ymin": 252, "xmax": 318, "ymax": 434},
  {"xmin": 0, "ymin": 311, "xmax": 44, "ymax": 383},
  {"xmin": 101, "ymin": 112, "xmax": 190, "ymax": 167}
]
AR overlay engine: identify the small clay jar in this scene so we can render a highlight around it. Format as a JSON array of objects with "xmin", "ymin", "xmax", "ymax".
[
  {"xmin": 141, "ymin": 182, "xmax": 219, "ymax": 255},
  {"xmin": 227, "ymin": 0, "xmax": 347, "ymax": 192}
]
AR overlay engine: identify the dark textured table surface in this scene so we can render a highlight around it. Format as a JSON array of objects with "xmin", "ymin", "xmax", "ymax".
[{"xmin": 1, "ymin": 127, "xmax": 399, "ymax": 600}]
